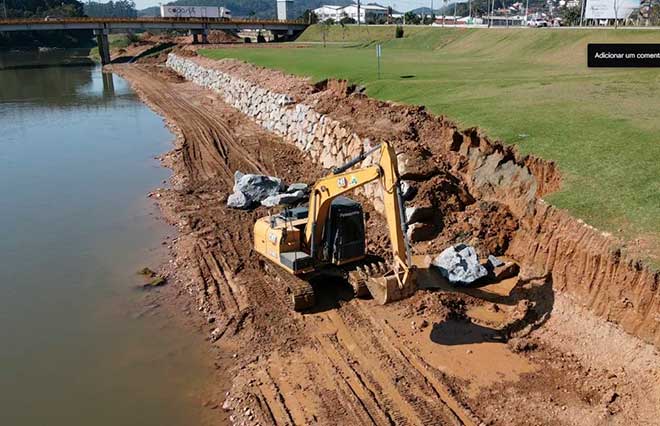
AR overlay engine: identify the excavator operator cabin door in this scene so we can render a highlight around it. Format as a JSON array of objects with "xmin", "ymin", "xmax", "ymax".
[{"xmin": 322, "ymin": 197, "xmax": 366, "ymax": 265}]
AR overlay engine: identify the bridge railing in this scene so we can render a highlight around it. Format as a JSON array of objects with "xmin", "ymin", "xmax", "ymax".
[{"xmin": 0, "ymin": 17, "xmax": 308, "ymax": 26}]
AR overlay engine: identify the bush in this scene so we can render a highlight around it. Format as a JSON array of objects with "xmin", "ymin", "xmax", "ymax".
[{"xmin": 395, "ymin": 25, "xmax": 404, "ymax": 38}]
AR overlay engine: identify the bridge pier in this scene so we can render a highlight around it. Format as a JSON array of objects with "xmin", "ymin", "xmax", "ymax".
[
  {"xmin": 93, "ymin": 29, "xmax": 111, "ymax": 65},
  {"xmin": 191, "ymin": 29, "xmax": 209, "ymax": 45}
]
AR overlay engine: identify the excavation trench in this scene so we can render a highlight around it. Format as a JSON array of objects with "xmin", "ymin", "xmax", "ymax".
[{"xmin": 112, "ymin": 52, "xmax": 660, "ymax": 426}]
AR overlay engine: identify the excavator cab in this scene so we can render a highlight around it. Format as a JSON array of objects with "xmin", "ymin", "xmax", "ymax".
[{"xmin": 320, "ymin": 197, "xmax": 366, "ymax": 265}]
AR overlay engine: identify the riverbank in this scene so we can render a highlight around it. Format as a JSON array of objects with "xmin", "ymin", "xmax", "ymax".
[{"xmin": 111, "ymin": 50, "xmax": 659, "ymax": 425}]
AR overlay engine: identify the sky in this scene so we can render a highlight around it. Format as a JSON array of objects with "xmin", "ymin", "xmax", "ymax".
[{"xmin": 131, "ymin": 0, "xmax": 450, "ymax": 12}]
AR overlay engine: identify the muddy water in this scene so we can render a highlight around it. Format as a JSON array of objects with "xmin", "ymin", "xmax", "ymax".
[{"xmin": 0, "ymin": 51, "xmax": 208, "ymax": 425}]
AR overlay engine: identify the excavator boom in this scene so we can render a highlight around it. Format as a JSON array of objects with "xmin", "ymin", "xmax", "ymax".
[{"xmin": 304, "ymin": 142, "xmax": 416, "ymax": 304}]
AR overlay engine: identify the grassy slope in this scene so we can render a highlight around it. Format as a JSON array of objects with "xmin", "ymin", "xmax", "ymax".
[
  {"xmin": 200, "ymin": 27, "xmax": 660, "ymax": 260},
  {"xmin": 90, "ymin": 34, "xmax": 133, "ymax": 60}
]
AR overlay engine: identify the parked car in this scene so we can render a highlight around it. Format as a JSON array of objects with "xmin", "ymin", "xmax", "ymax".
[{"xmin": 527, "ymin": 19, "xmax": 548, "ymax": 27}]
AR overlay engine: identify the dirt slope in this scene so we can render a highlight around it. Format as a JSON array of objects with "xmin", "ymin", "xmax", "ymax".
[{"xmin": 112, "ymin": 63, "xmax": 660, "ymax": 426}]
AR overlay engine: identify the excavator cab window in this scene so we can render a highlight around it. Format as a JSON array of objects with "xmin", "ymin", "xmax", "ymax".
[{"xmin": 320, "ymin": 197, "xmax": 366, "ymax": 264}]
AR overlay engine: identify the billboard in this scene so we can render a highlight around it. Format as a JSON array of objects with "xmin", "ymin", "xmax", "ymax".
[{"xmin": 584, "ymin": 0, "xmax": 640, "ymax": 19}]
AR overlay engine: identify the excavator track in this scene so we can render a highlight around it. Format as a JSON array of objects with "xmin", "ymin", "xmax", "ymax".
[
  {"xmin": 288, "ymin": 278, "xmax": 316, "ymax": 311},
  {"xmin": 263, "ymin": 262, "xmax": 316, "ymax": 311},
  {"xmin": 346, "ymin": 260, "xmax": 389, "ymax": 298}
]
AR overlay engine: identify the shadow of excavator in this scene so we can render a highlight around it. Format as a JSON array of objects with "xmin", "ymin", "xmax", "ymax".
[{"xmin": 419, "ymin": 267, "xmax": 555, "ymax": 346}]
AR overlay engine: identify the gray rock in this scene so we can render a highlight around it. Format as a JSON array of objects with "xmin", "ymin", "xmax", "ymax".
[
  {"xmin": 233, "ymin": 172, "xmax": 285, "ymax": 204},
  {"xmin": 400, "ymin": 180, "xmax": 415, "ymax": 200},
  {"xmin": 432, "ymin": 244, "xmax": 488, "ymax": 286},
  {"xmin": 286, "ymin": 182, "xmax": 309, "ymax": 193},
  {"xmin": 260, "ymin": 190, "xmax": 306, "ymax": 207},
  {"xmin": 405, "ymin": 206, "xmax": 434, "ymax": 225},
  {"xmin": 406, "ymin": 222, "xmax": 436, "ymax": 242},
  {"xmin": 487, "ymin": 254, "xmax": 505, "ymax": 270},
  {"xmin": 227, "ymin": 191, "xmax": 250, "ymax": 209}
]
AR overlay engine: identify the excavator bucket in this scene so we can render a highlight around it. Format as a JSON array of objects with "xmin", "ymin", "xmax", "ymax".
[{"xmin": 366, "ymin": 269, "xmax": 417, "ymax": 305}]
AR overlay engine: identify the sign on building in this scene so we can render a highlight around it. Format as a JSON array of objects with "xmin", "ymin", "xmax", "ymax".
[{"xmin": 584, "ymin": 0, "xmax": 640, "ymax": 19}]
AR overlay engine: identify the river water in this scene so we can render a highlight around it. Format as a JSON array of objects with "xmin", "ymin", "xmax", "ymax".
[{"xmin": 0, "ymin": 50, "xmax": 208, "ymax": 425}]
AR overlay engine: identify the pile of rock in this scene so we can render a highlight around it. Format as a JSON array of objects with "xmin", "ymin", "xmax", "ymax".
[
  {"xmin": 431, "ymin": 243, "xmax": 519, "ymax": 286},
  {"xmin": 227, "ymin": 171, "xmax": 309, "ymax": 209}
]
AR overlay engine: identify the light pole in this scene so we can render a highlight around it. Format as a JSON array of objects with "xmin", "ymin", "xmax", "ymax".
[
  {"xmin": 2, "ymin": 0, "xmax": 7, "ymax": 19},
  {"xmin": 525, "ymin": 0, "xmax": 529, "ymax": 24}
]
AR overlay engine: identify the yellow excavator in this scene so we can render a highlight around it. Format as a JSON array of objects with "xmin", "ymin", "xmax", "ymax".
[{"xmin": 253, "ymin": 142, "xmax": 417, "ymax": 311}]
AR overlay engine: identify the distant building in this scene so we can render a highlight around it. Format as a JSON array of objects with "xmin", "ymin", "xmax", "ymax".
[
  {"xmin": 313, "ymin": 3, "xmax": 389, "ymax": 24},
  {"xmin": 314, "ymin": 4, "xmax": 344, "ymax": 21},
  {"xmin": 483, "ymin": 15, "xmax": 525, "ymax": 26},
  {"xmin": 277, "ymin": 0, "xmax": 294, "ymax": 21}
]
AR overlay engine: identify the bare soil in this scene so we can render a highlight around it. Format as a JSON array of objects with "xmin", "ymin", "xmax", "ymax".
[{"xmin": 110, "ymin": 57, "xmax": 660, "ymax": 426}]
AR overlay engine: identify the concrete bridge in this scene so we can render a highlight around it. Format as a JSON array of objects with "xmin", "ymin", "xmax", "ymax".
[{"xmin": 0, "ymin": 18, "xmax": 309, "ymax": 64}]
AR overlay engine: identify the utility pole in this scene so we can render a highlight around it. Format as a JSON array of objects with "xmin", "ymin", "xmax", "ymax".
[
  {"xmin": 490, "ymin": 0, "xmax": 496, "ymax": 27},
  {"xmin": 579, "ymin": 0, "xmax": 585, "ymax": 26},
  {"xmin": 453, "ymin": 1, "xmax": 457, "ymax": 25},
  {"xmin": 357, "ymin": 0, "xmax": 361, "ymax": 25},
  {"xmin": 2, "ymin": 0, "xmax": 7, "ymax": 19},
  {"xmin": 525, "ymin": 0, "xmax": 529, "ymax": 23}
]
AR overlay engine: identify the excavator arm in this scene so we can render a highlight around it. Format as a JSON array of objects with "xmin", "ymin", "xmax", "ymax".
[{"xmin": 304, "ymin": 142, "xmax": 416, "ymax": 304}]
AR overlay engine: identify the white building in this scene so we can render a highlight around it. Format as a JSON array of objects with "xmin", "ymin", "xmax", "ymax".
[
  {"xmin": 314, "ymin": 5, "xmax": 344, "ymax": 21},
  {"xmin": 277, "ymin": 0, "xmax": 294, "ymax": 21},
  {"xmin": 313, "ymin": 3, "xmax": 389, "ymax": 24}
]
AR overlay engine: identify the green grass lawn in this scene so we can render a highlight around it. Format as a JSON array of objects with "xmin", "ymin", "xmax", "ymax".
[{"xmin": 200, "ymin": 27, "xmax": 660, "ymax": 262}]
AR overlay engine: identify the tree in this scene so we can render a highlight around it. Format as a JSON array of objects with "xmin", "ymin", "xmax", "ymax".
[
  {"xmin": 339, "ymin": 15, "xmax": 356, "ymax": 24},
  {"xmin": 0, "ymin": 0, "xmax": 89, "ymax": 47},
  {"xmin": 649, "ymin": 1, "xmax": 660, "ymax": 25},
  {"xmin": 300, "ymin": 9, "xmax": 318, "ymax": 24},
  {"xmin": 404, "ymin": 11, "xmax": 420, "ymax": 24},
  {"xmin": 560, "ymin": 5, "xmax": 581, "ymax": 25},
  {"xmin": 84, "ymin": 0, "xmax": 137, "ymax": 18}
]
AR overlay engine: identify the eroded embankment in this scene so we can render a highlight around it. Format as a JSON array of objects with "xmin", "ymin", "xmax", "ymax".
[{"xmin": 166, "ymin": 52, "xmax": 659, "ymax": 349}]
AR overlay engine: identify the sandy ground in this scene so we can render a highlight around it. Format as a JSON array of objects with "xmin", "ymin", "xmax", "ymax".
[{"xmin": 110, "ymin": 60, "xmax": 660, "ymax": 426}]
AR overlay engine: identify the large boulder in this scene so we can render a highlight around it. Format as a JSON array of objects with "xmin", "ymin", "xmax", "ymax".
[
  {"xmin": 260, "ymin": 190, "xmax": 307, "ymax": 207},
  {"xmin": 432, "ymin": 244, "xmax": 488, "ymax": 286},
  {"xmin": 405, "ymin": 206, "xmax": 434, "ymax": 225},
  {"xmin": 227, "ymin": 191, "xmax": 250, "ymax": 209},
  {"xmin": 234, "ymin": 172, "xmax": 284, "ymax": 202},
  {"xmin": 286, "ymin": 183, "xmax": 309, "ymax": 193},
  {"xmin": 227, "ymin": 171, "xmax": 285, "ymax": 208}
]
